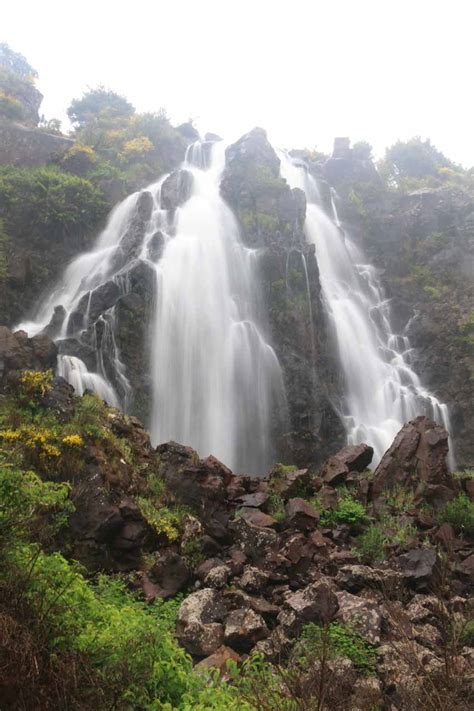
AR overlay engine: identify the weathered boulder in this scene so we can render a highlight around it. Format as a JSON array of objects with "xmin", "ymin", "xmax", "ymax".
[
  {"xmin": 239, "ymin": 565, "xmax": 270, "ymax": 594},
  {"xmin": 237, "ymin": 507, "xmax": 276, "ymax": 528},
  {"xmin": 336, "ymin": 590, "xmax": 382, "ymax": 644},
  {"xmin": 148, "ymin": 550, "xmax": 190, "ymax": 598},
  {"xmin": 372, "ymin": 416, "xmax": 455, "ymax": 507},
  {"xmin": 336, "ymin": 564, "xmax": 404, "ymax": 593},
  {"xmin": 278, "ymin": 578, "xmax": 339, "ymax": 632},
  {"xmin": 229, "ymin": 517, "xmax": 278, "ymax": 561},
  {"xmin": 88, "ymin": 281, "xmax": 120, "ymax": 322},
  {"xmin": 176, "ymin": 588, "xmax": 226, "ymax": 656},
  {"xmin": 285, "ymin": 497, "xmax": 319, "ymax": 530},
  {"xmin": 397, "ymin": 548, "xmax": 440, "ymax": 588},
  {"xmin": 224, "ymin": 608, "xmax": 269, "ymax": 652},
  {"xmin": 316, "ymin": 443, "xmax": 374, "ymax": 486}
]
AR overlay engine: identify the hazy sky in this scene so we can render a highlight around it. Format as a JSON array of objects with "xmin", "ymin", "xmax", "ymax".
[{"xmin": 3, "ymin": 0, "xmax": 474, "ymax": 165}]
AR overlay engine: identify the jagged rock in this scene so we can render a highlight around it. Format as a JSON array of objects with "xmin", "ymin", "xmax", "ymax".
[
  {"xmin": 336, "ymin": 564, "xmax": 404, "ymax": 593},
  {"xmin": 56, "ymin": 337, "xmax": 97, "ymax": 371},
  {"xmin": 253, "ymin": 625, "xmax": 293, "ymax": 661},
  {"xmin": 230, "ymin": 517, "xmax": 278, "ymax": 561},
  {"xmin": 194, "ymin": 645, "xmax": 241, "ymax": 674},
  {"xmin": 336, "ymin": 591, "xmax": 382, "ymax": 644},
  {"xmin": 239, "ymin": 565, "xmax": 270, "ymax": 594},
  {"xmin": 237, "ymin": 507, "xmax": 276, "ymax": 528},
  {"xmin": 110, "ymin": 191, "xmax": 153, "ymax": 271},
  {"xmin": 372, "ymin": 417, "xmax": 455, "ymax": 507},
  {"xmin": 88, "ymin": 281, "xmax": 120, "ymax": 322},
  {"xmin": 176, "ymin": 588, "xmax": 226, "ymax": 656},
  {"xmin": 0, "ymin": 327, "xmax": 57, "ymax": 381},
  {"xmin": 177, "ymin": 122, "xmax": 200, "ymax": 141},
  {"xmin": 269, "ymin": 466, "xmax": 310, "ymax": 498},
  {"xmin": 148, "ymin": 550, "xmax": 190, "ymax": 598},
  {"xmin": 222, "ymin": 588, "xmax": 279, "ymax": 620},
  {"xmin": 458, "ymin": 554, "xmax": 474, "ymax": 581},
  {"xmin": 234, "ymin": 491, "xmax": 269, "ymax": 508},
  {"xmin": 278, "ymin": 578, "xmax": 339, "ymax": 632},
  {"xmin": 285, "ymin": 497, "xmax": 319, "ymax": 530},
  {"xmin": 158, "ymin": 442, "xmax": 227, "ymax": 513},
  {"xmin": 316, "ymin": 443, "xmax": 373, "ymax": 486},
  {"xmin": 224, "ymin": 608, "xmax": 269, "ymax": 652},
  {"xmin": 398, "ymin": 548, "xmax": 440, "ymax": 587},
  {"xmin": 161, "ymin": 169, "xmax": 193, "ymax": 210},
  {"xmin": 42, "ymin": 305, "xmax": 67, "ymax": 339}
]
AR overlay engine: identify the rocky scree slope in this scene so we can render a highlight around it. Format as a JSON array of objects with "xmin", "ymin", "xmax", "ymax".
[{"xmin": 0, "ymin": 328, "xmax": 473, "ymax": 709}]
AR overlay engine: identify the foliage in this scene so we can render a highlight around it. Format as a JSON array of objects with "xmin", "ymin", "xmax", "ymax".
[
  {"xmin": 67, "ymin": 86, "xmax": 134, "ymax": 127},
  {"xmin": 355, "ymin": 523, "xmax": 386, "ymax": 563},
  {"xmin": 121, "ymin": 135, "xmax": 154, "ymax": 161},
  {"xmin": 0, "ymin": 465, "xmax": 72, "ymax": 545},
  {"xmin": 268, "ymin": 490, "xmax": 286, "ymax": 522},
  {"xmin": 302, "ymin": 622, "xmax": 378, "ymax": 674},
  {"xmin": 384, "ymin": 136, "xmax": 455, "ymax": 183},
  {"xmin": 438, "ymin": 493, "xmax": 474, "ymax": 537},
  {"xmin": 0, "ymin": 165, "xmax": 107, "ymax": 241},
  {"xmin": 385, "ymin": 484, "xmax": 415, "ymax": 512},
  {"xmin": 352, "ymin": 140, "xmax": 373, "ymax": 160},
  {"xmin": 319, "ymin": 490, "xmax": 368, "ymax": 526},
  {"xmin": 61, "ymin": 143, "xmax": 97, "ymax": 175},
  {"xmin": 0, "ymin": 90, "xmax": 24, "ymax": 120},
  {"xmin": 0, "ymin": 42, "xmax": 37, "ymax": 80}
]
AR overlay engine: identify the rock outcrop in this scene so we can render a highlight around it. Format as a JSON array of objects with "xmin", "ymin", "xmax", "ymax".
[{"xmin": 221, "ymin": 127, "xmax": 345, "ymax": 465}]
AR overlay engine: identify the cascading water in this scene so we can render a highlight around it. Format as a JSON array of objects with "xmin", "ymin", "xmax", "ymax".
[
  {"xmin": 17, "ymin": 137, "xmax": 286, "ymax": 474},
  {"xmin": 150, "ymin": 141, "xmax": 286, "ymax": 473},
  {"xmin": 279, "ymin": 152, "xmax": 455, "ymax": 468}
]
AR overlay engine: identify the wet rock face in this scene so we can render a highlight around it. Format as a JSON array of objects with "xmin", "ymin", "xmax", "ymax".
[
  {"xmin": 221, "ymin": 127, "xmax": 345, "ymax": 466},
  {"xmin": 160, "ymin": 169, "xmax": 193, "ymax": 210}
]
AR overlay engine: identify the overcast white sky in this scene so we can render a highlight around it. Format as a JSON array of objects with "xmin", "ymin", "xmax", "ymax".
[{"xmin": 3, "ymin": 0, "xmax": 474, "ymax": 165}]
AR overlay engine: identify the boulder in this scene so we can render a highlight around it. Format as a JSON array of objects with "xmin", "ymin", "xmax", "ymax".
[
  {"xmin": 285, "ymin": 497, "xmax": 319, "ymax": 530},
  {"xmin": 88, "ymin": 281, "xmax": 120, "ymax": 322},
  {"xmin": 224, "ymin": 608, "xmax": 269, "ymax": 652},
  {"xmin": 336, "ymin": 591, "xmax": 382, "ymax": 644},
  {"xmin": 42, "ymin": 305, "xmax": 67, "ymax": 339},
  {"xmin": 239, "ymin": 565, "xmax": 270, "ymax": 594},
  {"xmin": 234, "ymin": 491, "xmax": 269, "ymax": 508},
  {"xmin": 230, "ymin": 517, "xmax": 278, "ymax": 561},
  {"xmin": 336, "ymin": 564, "xmax": 404, "ymax": 593},
  {"xmin": 237, "ymin": 507, "xmax": 276, "ymax": 528},
  {"xmin": 0, "ymin": 327, "xmax": 57, "ymax": 382},
  {"xmin": 372, "ymin": 417, "xmax": 455, "ymax": 506},
  {"xmin": 148, "ymin": 550, "xmax": 190, "ymax": 598},
  {"xmin": 317, "ymin": 443, "xmax": 374, "ymax": 486},
  {"xmin": 278, "ymin": 578, "xmax": 339, "ymax": 632},
  {"xmin": 397, "ymin": 548, "xmax": 440, "ymax": 588},
  {"xmin": 176, "ymin": 588, "xmax": 226, "ymax": 656},
  {"xmin": 203, "ymin": 565, "xmax": 231, "ymax": 589}
]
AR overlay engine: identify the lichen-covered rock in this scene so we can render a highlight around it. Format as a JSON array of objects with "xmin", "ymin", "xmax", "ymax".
[
  {"xmin": 336, "ymin": 590, "xmax": 382, "ymax": 644},
  {"xmin": 176, "ymin": 588, "xmax": 226, "ymax": 656},
  {"xmin": 278, "ymin": 578, "xmax": 339, "ymax": 632},
  {"xmin": 239, "ymin": 565, "xmax": 270, "ymax": 594}
]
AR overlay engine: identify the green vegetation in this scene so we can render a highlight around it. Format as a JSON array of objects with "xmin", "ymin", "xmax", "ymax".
[
  {"xmin": 355, "ymin": 523, "xmax": 386, "ymax": 563},
  {"xmin": 384, "ymin": 136, "xmax": 456, "ymax": 185},
  {"xmin": 301, "ymin": 622, "xmax": 378, "ymax": 674},
  {"xmin": 0, "ymin": 165, "xmax": 107, "ymax": 241},
  {"xmin": 318, "ymin": 490, "xmax": 368, "ymax": 526},
  {"xmin": 438, "ymin": 493, "xmax": 474, "ymax": 537}
]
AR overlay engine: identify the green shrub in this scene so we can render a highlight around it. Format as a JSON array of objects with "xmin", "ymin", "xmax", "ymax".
[
  {"xmin": 0, "ymin": 165, "xmax": 107, "ymax": 242},
  {"xmin": 355, "ymin": 524, "xmax": 386, "ymax": 563},
  {"xmin": 438, "ymin": 493, "xmax": 474, "ymax": 537},
  {"xmin": 320, "ymin": 491, "xmax": 368, "ymax": 526},
  {"xmin": 0, "ymin": 91, "xmax": 24, "ymax": 120},
  {"xmin": 301, "ymin": 622, "xmax": 378, "ymax": 674}
]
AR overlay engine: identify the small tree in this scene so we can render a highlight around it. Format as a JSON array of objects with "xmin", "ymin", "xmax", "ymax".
[
  {"xmin": 352, "ymin": 140, "xmax": 373, "ymax": 160},
  {"xmin": 0, "ymin": 42, "xmax": 38, "ymax": 80},
  {"xmin": 67, "ymin": 86, "xmax": 135, "ymax": 128},
  {"xmin": 385, "ymin": 136, "xmax": 453, "ymax": 180}
]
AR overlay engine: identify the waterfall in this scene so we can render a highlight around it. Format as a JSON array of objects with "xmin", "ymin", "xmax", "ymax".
[
  {"xmin": 150, "ymin": 141, "xmax": 286, "ymax": 473},
  {"xmin": 279, "ymin": 152, "xmax": 455, "ymax": 468},
  {"xmin": 17, "ymin": 138, "xmax": 286, "ymax": 474}
]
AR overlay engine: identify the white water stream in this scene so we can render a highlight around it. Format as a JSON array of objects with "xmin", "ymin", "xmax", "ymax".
[
  {"xmin": 18, "ymin": 140, "xmax": 286, "ymax": 474},
  {"xmin": 279, "ymin": 152, "xmax": 455, "ymax": 467}
]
